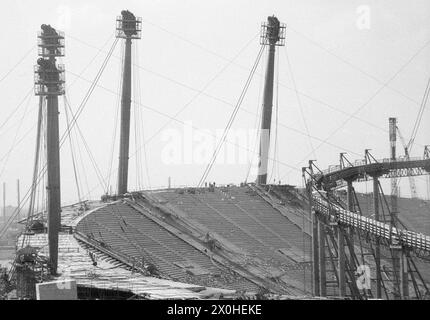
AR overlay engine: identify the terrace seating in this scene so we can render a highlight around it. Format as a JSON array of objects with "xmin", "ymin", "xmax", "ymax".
[
  {"xmin": 154, "ymin": 186, "xmax": 312, "ymax": 285},
  {"xmin": 76, "ymin": 202, "xmax": 258, "ymax": 292}
]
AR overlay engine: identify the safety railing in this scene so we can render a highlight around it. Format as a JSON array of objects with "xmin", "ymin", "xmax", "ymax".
[
  {"xmin": 320, "ymin": 156, "xmax": 429, "ymax": 176},
  {"xmin": 312, "ymin": 195, "xmax": 430, "ymax": 253}
]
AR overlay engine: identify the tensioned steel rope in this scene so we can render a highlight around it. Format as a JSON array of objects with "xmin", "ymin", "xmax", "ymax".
[
  {"xmin": 141, "ymin": 19, "xmax": 413, "ymax": 138},
  {"xmin": 106, "ymin": 40, "xmax": 124, "ymax": 194},
  {"xmin": 0, "ymin": 45, "xmax": 36, "ymax": 85},
  {"xmin": 64, "ymin": 96, "xmax": 108, "ymax": 192},
  {"xmin": 197, "ymin": 45, "xmax": 265, "ymax": 187},
  {"xmin": 0, "ymin": 88, "xmax": 34, "ymax": 136},
  {"xmin": 408, "ymin": 77, "xmax": 430, "ymax": 154},
  {"xmin": 134, "ymin": 43, "xmax": 151, "ymax": 190},
  {"xmin": 0, "ymin": 37, "xmax": 119, "ymax": 240},
  {"xmin": 245, "ymin": 47, "xmax": 266, "ymax": 183},
  {"xmin": 70, "ymin": 30, "xmax": 386, "ymax": 155},
  {"xmin": 284, "ymin": 46, "xmax": 316, "ymax": 160},
  {"xmin": 288, "ymin": 25, "xmax": 425, "ymax": 109},
  {"xmin": 278, "ymin": 38, "xmax": 430, "ymax": 183},
  {"xmin": 132, "ymin": 33, "xmax": 260, "ymax": 161},
  {"xmin": 0, "ymin": 92, "xmax": 33, "ymax": 180},
  {"xmin": 61, "ymin": 37, "xmax": 119, "ymax": 148},
  {"xmin": 63, "ymin": 98, "xmax": 82, "ymax": 203},
  {"xmin": 67, "ymin": 42, "xmax": 368, "ymax": 159}
]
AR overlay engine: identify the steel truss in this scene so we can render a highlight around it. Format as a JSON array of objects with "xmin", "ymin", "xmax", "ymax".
[{"xmin": 302, "ymin": 157, "xmax": 430, "ymax": 300}]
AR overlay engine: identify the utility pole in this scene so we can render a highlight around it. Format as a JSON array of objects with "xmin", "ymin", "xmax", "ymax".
[
  {"xmin": 116, "ymin": 10, "xmax": 142, "ymax": 195},
  {"xmin": 34, "ymin": 24, "xmax": 65, "ymax": 275},
  {"xmin": 257, "ymin": 16, "xmax": 285, "ymax": 185}
]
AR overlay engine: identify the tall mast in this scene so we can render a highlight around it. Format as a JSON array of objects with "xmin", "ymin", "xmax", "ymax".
[
  {"xmin": 34, "ymin": 24, "xmax": 65, "ymax": 275},
  {"xmin": 257, "ymin": 16, "xmax": 285, "ymax": 185},
  {"xmin": 116, "ymin": 10, "xmax": 142, "ymax": 195},
  {"xmin": 389, "ymin": 118, "xmax": 398, "ymax": 215}
]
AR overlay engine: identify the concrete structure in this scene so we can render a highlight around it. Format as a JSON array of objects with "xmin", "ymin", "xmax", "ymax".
[{"xmin": 36, "ymin": 279, "xmax": 77, "ymax": 300}]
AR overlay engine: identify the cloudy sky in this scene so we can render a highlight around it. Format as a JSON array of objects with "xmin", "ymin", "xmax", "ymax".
[{"xmin": 0, "ymin": 0, "xmax": 429, "ymax": 207}]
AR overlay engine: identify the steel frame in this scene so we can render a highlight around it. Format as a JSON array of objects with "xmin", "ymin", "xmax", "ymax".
[{"xmin": 303, "ymin": 155, "xmax": 430, "ymax": 300}]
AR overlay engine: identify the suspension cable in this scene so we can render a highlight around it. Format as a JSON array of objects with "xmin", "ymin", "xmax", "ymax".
[
  {"xmin": 245, "ymin": 47, "xmax": 266, "ymax": 183},
  {"xmin": 64, "ymin": 97, "xmax": 108, "ymax": 192},
  {"xmin": 408, "ymin": 77, "xmax": 430, "ymax": 153},
  {"xmin": 63, "ymin": 97, "xmax": 82, "ymax": 203},
  {"xmin": 134, "ymin": 43, "xmax": 151, "ymax": 190},
  {"xmin": 0, "ymin": 46, "xmax": 36, "ymax": 85},
  {"xmin": 61, "ymin": 37, "xmax": 119, "ymax": 148},
  {"xmin": 0, "ymin": 91, "xmax": 32, "ymax": 179},
  {"xmin": 1, "ymin": 38, "xmax": 118, "ymax": 239},
  {"xmin": 284, "ymin": 46, "xmax": 316, "ymax": 160},
  {"xmin": 197, "ymin": 45, "xmax": 265, "ymax": 187}
]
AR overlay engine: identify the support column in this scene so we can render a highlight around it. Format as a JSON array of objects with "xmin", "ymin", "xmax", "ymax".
[
  {"xmin": 373, "ymin": 176, "xmax": 382, "ymax": 298},
  {"xmin": 338, "ymin": 226, "xmax": 346, "ymax": 297},
  {"xmin": 117, "ymin": 37, "xmax": 132, "ymax": 195},
  {"xmin": 400, "ymin": 250, "xmax": 409, "ymax": 299},
  {"xmin": 46, "ymin": 92, "xmax": 61, "ymax": 275},
  {"xmin": 116, "ymin": 10, "xmax": 142, "ymax": 195},
  {"xmin": 319, "ymin": 219, "xmax": 327, "ymax": 297},
  {"xmin": 312, "ymin": 206, "xmax": 320, "ymax": 296},
  {"xmin": 389, "ymin": 117, "xmax": 401, "ymax": 298},
  {"xmin": 35, "ymin": 25, "xmax": 65, "ymax": 275},
  {"xmin": 257, "ymin": 43, "xmax": 275, "ymax": 185},
  {"xmin": 346, "ymin": 180, "xmax": 356, "ymax": 267}
]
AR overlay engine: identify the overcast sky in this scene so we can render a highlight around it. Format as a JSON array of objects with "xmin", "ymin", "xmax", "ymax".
[{"xmin": 0, "ymin": 0, "xmax": 429, "ymax": 207}]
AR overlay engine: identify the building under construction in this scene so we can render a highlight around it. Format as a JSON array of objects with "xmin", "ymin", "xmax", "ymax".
[{"xmin": 0, "ymin": 9, "xmax": 429, "ymax": 300}]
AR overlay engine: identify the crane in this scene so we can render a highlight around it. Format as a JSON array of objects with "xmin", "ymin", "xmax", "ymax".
[{"xmin": 396, "ymin": 126, "xmax": 418, "ymax": 198}]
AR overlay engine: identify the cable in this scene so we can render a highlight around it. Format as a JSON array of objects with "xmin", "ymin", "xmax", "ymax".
[
  {"xmin": 198, "ymin": 45, "xmax": 265, "ymax": 187},
  {"xmin": 284, "ymin": 46, "xmax": 316, "ymax": 159},
  {"xmin": 245, "ymin": 47, "xmax": 265, "ymax": 183},
  {"xmin": 60, "ymin": 37, "xmax": 119, "ymax": 149},
  {"xmin": 106, "ymin": 40, "xmax": 124, "ymax": 194},
  {"xmin": 0, "ymin": 46, "xmax": 36, "ymax": 85},
  {"xmin": 288, "ymin": 25, "xmax": 426, "ymax": 109},
  {"xmin": 278, "ymin": 37, "xmax": 430, "ymax": 182},
  {"xmin": 0, "ymin": 88, "xmax": 33, "ymax": 136},
  {"xmin": 63, "ymin": 97, "xmax": 82, "ymax": 203},
  {"xmin": 2, "ymin": 37, "xmax": 119, "ymax": 239},
  {"xmin": 70, "ymin": 29, "xmax": 399, "ymax": 152},
  {"xmin": 64, "ymin": 97, "xmax": 108, "ymax": 192},
  {"xmin": 0, "ymin": 92, "xmax": 32, "ymax": 180},
  {"xmin": 408, "ymin": 77, "xmax": 430, "ymax": 153}
]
